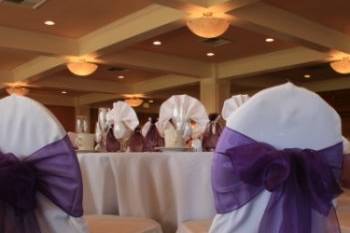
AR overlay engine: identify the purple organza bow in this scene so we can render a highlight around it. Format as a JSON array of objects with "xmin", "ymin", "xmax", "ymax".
[
  {"xmin": 212, "ymin": 127, "xmax": 343, "ymax": 233},
  {"xmin": 0, "ymin": 136, "xmax": 83, "ymax": 233}
]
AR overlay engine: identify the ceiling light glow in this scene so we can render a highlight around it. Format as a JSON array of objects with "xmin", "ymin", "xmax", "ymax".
[
  {"xmin": 153, "ymin": 40, "xmax": 162, "ymax": 46},
  {"xmin": 44, "ymin": 20, "xmax": 55, "ymax": 26}
]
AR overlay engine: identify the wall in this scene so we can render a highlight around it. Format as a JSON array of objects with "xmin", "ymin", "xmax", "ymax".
[
  {"xmin": 46, "ymin": 105, "xmax": 76, "ymax": 132},
  {"xmin": 319, "ymin": 90, "xmax": 350, "ymax": 137}
]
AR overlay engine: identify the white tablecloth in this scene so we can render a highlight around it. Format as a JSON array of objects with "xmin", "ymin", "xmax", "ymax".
[{"xmin": 78, "ymin": 152, "xmax": 216, "ymax": 233}]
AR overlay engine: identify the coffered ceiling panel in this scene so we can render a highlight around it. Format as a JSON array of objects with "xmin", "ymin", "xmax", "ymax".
[
  {"xmin": 0, "ymin": 47, "xmax": 39, "ymax": 70},
  {"xmin": 0, "ymin": 0, "xmax": 152, "ymax": 38},
  {"xmin": 264, "ymin": 0, "xmax": 350, "ymax": 35},
  {"xmin": 134, "ymin": 26, "xmax": 295, "ymax": 62}
]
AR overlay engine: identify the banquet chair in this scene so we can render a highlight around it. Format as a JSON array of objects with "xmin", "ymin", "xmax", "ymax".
[
  {"xmin": 0, "ymin": 95, "xmax": 162, "ymax": 233},
  {"xmin": 209, "ymin": 83, "xmax": 345, "ymax": 233}
]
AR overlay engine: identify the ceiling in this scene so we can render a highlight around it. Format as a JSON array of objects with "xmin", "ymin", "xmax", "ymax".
[
  {"xmin": 134, "ymin": 26, "xmax": 295, "ymax": 62},
  {"xmin": 0, "ymin": 0, "xmax": 349, "ymax": 110},
  {"xmin": 264, "ymin": 0, "xmax": 350, "ymax": 35},
  {"xmin": 0, "ymin": 0, "xmax": 152, "ymax": 38},
  {"xmin": 0, "ymin": 47, "xmax": 39, "ymax": 69},
  {"xmin": 231, "ymin": 63, "xmax": 348, "ymax": 93}
]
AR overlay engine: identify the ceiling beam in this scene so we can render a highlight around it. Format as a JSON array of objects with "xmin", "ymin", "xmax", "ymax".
[
  {"xmin": 78, "ymin": 4, "xmax": 185, "ymax": 55},
  {"xmin": 12, "ymin": 56, "xmax": 66, "ymax": 83},
  {"xmin": 231, "ymin": 2, "xmax": 350, "ymax": 54},
  {"xmin": 0, "ymin": 71, "xmax": 14, "ymax": 84},
  {"xmin": 133, "ymin": 74, "xmax": 199, "ymax": 93},
  {"xmin": 155, "ymin": 0, "xmax": 260, "ymax": 14},
  {"xmin": 28, "ymin": 93, "xmax": 76, "ymax": 107},
  {"xmin": 75, "ymin": 74, "xmax": 199, "ymax": 105},
  {"xmin": 0, "ymin": 26, "xmax": 78, "ymax": 55},
  {"xmin": 75, "ymin": 93, "xmax": 121, "ymax": 106},
  {"xmin": 34, "ymin": 76, "xmax": 130, "ymax": 94},
  {"xmin": 303, "ymin": 78, "xmax": 350, "ymax": 93},
  {"xmin": 101, "ymin": 49, "xmax": 211, "ymax": 77},
  {"xmin": 217, "ymin": 47, "xmax": 331, "ymax": 80}
]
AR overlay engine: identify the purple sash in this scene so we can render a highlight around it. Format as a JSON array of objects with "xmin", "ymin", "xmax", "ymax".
[
  {"xmin": 0, "ymin": 136, "xmax": 83, "ymax": 233},
  {"xmin": 212, "ymin": 127, "xmax": 343, "ymax": 233}
]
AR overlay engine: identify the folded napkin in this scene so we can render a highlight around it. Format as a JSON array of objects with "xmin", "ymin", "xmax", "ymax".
[
  {"xmin": 157, "ymin": 95, "xmax": 209, "ymax": 139},
  {"xmin": 106, "ymin": 101, "xmax": 139, "ymax": 140},
  {"xmin": 95, "ymin": 108, "xmax": 110, "ymax": 151},
  {"xmin": 221, "ymin": 94, "xmax": 249, "ymax": 121}
]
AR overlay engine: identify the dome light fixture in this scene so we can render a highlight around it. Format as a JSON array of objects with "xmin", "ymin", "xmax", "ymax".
[
  {"xmin": 6, "ymin": 86, "xmax": 29, "ymax": 96},
  {"xmin": 186, "ymin": 12, "xmax": 230, "ymax": 39},
  {"xmin": 330, "ymin": 57, "xmax": 350, "ymax": 74},
  {"xmin": 125, "ymin": 97, "xmax": 144, "ymax": 107},
  {"xmin": 67, "ymin": 61, "xmax": 98, "ymax": 77}
]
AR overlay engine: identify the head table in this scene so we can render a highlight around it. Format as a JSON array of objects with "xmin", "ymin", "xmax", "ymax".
[{"xmin": 78, "ymin": 152, "xmax": 216, "ymax": 233}]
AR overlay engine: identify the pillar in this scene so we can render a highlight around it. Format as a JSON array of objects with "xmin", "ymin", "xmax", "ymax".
[{"xmin": 200, "ymin": 78, "xmax": 231, "ymax": 114}]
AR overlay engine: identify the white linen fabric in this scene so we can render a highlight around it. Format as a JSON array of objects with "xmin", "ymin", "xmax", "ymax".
[
  {"xmin": 78, "ymin": 152, "xmax": 216, "ymax": 233},
  {"xmin": 0, "ymin": 95, "xmax": 88, "ymax": 233},
  {"xmin": 209, "ymin": 83, "xmax": 343, "ymax": 233},
  {"xmin": 107, "ymin": 101, "xmax": 139, "ymax": 139},
  {"xmin": 221, "ymin": 94, "xmax": 249, "ymax": 121},
  {"xmin": 157, "ymin": 95, "xmax": 209, "ymax": 138}
]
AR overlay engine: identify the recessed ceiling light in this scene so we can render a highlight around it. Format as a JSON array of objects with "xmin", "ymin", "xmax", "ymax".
[
  {"xmin": 265, "ymin": 38, "xmax": 275, "ymax": 43},
  {"xmin": 206, "ymin": 52, "xmax": 215, "ymax": 57},
  {"xmin": 304, "ymin": 74, "xmax": 311, "ymax": 79},
  {"xmin": 61, "ymin": 90, "xmax": 67, "ymax": 94},
  {"xmin": 149, "ymin": 99, "xmax": 154, "ymax": 103},
  {"xmin": 44, "ymin": 20, "xmax": 55, "ymax": 26},
  {"xmin": 118, "ymin": 75, "xmax": 125, "ymax": 79},
  {"xmin": 153, "ymin": 40, "xmax": 162, "ymax": 46}
]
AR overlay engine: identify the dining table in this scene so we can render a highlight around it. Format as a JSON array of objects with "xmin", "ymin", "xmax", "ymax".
[{"xmin": 78, "ymin": 151, "xmax": 216, "ymax": 233}]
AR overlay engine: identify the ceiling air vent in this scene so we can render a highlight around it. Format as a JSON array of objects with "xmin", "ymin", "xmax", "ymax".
[
  {"xmin": 201, "ymin": 37, "xmax": 232, "ymax": 47},
  {"xmin": 107, "ymin": 67, "xmax": 128, "ymax": 72},
  {"xmin": 0, "ymin": 0, "xmax": 47, "ymax": 9}
]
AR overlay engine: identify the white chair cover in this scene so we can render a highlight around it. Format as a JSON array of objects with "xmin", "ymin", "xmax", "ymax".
[
  {"xmin": 0, "ymin": 95, "xmax": 88, "ymax": 233},
  {"xmin": 209, "ymin": 83, "xmax": 343, "ymax": 233}
]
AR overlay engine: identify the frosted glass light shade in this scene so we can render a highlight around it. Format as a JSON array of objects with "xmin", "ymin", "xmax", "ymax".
[
  {"xmin": 330, "ymin": 57, "xmax": 350, "ymax": 74},
  {"xmin": 125, "ymin": 98, "xmax": 143, "ymax": 107},
  {"xmin": 186, "ymin": 13, "xmax": 230, "ymax": 38},
  {"xmin": 6, "ymin": 87, "xmax": 29, "ymax": 96},
  {"xmin": 67, "ymin": 61, "xmax": 98, "ymax": 76}
]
